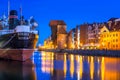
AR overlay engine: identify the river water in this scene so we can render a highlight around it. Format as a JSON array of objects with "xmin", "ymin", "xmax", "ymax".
[{"xmin": 0, "ymin": 51, "xmax": 120, "ymax": 80}]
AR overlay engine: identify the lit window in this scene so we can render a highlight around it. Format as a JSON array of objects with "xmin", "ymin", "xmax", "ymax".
[
  {"xmin": 104, "ymin": 35, "xmax": 106, "ymax": 37},
  {"xmin": 110, "ymin": 35, "xmax": 111, "ymax": 37},
  {"xmin": 113, "ymin": 40, "xmax": 115, "ymax": 42},
  {"xmin": 116, "ymin": 39, "xmax": 118, "ymax": 42},
  {"xmin": 116, "ymin": 45, "xmax": 118, "ymax": 47},
  {"xmin": 116, "ymin": 34, "xmax": 118, "ymax": 36},
  {"xmin": 113, "ymin": 45, "xmax": 115, "ymax": 47},
  {"xmin": 113, "ymin": 34, "xmax": 115, "ymax": 37}
]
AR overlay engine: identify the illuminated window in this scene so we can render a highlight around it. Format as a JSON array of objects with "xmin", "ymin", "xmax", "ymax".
[
  {"xmin": 113, "ymin": 39, "xmax": 115, "ymax": 42},
  {"xmin": 110, "ymin": 35, "xmax": 111, "ymax": 37},
  {"xmin": 116, "ymin": 34, "xmax": 118, "ymax": 36},
  {"xmin": 116, "ymin": 45, "xmax": 118, "ymax": 47},
  {"xmin": 104, "ymin": 35, "xmax": 106, "ymax": 37},
  {"xmin": 113, "ymin": 34, "xmax": 115, "ymax": 37},
  {"xmin": 113, "ymin": 45, "xmax": 115, "ymax": 47},
  {"xmin": 116, "ymin": 39, "xmax": 118, "ymax": 42}
]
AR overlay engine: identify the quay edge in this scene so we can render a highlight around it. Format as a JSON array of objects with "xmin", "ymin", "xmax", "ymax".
[{"xmin": 39, "ymin": 49, "xmax": 120, "ymax": 57}]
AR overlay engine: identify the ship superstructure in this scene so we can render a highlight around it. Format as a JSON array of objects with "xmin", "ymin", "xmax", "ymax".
[{"xmin": 0, "ymin": 10, "xmax": 39, "ymax": 61}]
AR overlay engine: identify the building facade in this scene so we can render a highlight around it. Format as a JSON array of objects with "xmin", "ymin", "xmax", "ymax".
[
  {"xmin": 67, "ymin": 30, "xmax": 74, "ymax": 49},
  {"xmin": 43, "ymin": 18, "xmax": 120, "ymax": 50},
  {"xmin": 100, "ymin": 25, "xmax": 120, "ymax": 50},
  {"xmin": 44, "ymin": 37, "xmax": 54, "ymax": 49},
  {"xmin": 86, "ymin": 23, "xmax": 104, "ymax": 49},
  {"xmin": 67, "ymin": 26, "xmax": 80, "ymax": 49},
  {"xmin": 80, "ymin": 24, "xmax": 88, "ymax": 45},
  {"xmin": 49, "ymin": 20, "xmax": 67, "ymax": 49}
]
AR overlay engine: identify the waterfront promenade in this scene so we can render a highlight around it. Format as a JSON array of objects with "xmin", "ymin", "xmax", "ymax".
[{"xmin": 39, "ymin": 49, "xmax": 120, "ymax": 57}]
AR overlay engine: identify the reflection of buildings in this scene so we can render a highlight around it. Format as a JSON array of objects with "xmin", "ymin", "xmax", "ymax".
[
  {"xmin": 0, "ymin": 60, "xmax": 35, "ymax": 80},
  {"xmin": 100, "ymin": 57, "xmax": 120, "ymax": 80},
  {"xmin": 41, "ymin": 52, "xmax": 54, "ymax": 74},
  {"xmin": 33, "ymin": 51, "xmax": 120, "ymax": 80},
  {"xmin": 63, "ymin": 54, "xmax": 67, "ymax": 77},
  {"xmin": 33, "ymin": 52, "xmax": 54, "ymax": 80},
  {"xmin": 70, "ymin": 54, "xmax": 74, "ymax": 77},
  {"xmin": 53, "ymin": 53, "xmax": 65, "ymax": 80}
]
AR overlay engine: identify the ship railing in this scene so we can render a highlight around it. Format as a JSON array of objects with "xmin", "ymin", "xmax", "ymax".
[
  {"xmin": 0, "ymin": 30, "xmax": 14, "ymax": 35},
  {"xmin": 0, "ymin": 30, "xmax": 39, "ymax": 35},
  {"xmin": 30, "ymin": 30, "xmax": 38, "ymax": 34}
]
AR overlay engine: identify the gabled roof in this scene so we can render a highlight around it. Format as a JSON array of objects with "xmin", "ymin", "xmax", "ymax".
[
  {"xmin": 115, "ymin": 18, "xmax": 120, "ymax": 22},
  {"xmin": 108, "ymin": 21, "xmax": 120, "ymax": 31},
  {"xmin": 108, "ymin": 18, "xmax": 118, "ymax": 22},
  {"xmin": 100, "ymin": 25, "xmax": 109, "ymax": 33}
]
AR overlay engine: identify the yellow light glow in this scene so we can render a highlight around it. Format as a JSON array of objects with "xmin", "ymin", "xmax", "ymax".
[
  {"xmin": 64, "ymin": 54, "xmax": 67, "ymax": 77},
  {"xmin": 70, "ymin": 54, "xmax": 74, "ymax": 77},
  {"xmin": 76, "ymin": 55, "xmax": 80, "ymax": 80},
  {"xmin": 64, "ymin": 44, "xmax": 67, "ymax": 48},
  {"xmin": 80, "ymin": 43, "xmax": 83, "ymax": 46},
  {"xmin": 79, "ymin": 56, "xmax": 83, "ymax": 79},
  {"xmin": 101, "ymin": 57, "xmax": 105, "ymax": 80},
  {"xmin": 91, "ymin": 43, "xmax": 94, "ymax": 46},
  {"xmin": 90, "ymin": 56, "xmax": 94, "ymax": 80},
  {"xmin": 99, "ymin": 31, "xmax": 120, "ymax": 50},
  {"xmin": 41, "ymin": 51, "xmax": 54, "ymax": 74}
]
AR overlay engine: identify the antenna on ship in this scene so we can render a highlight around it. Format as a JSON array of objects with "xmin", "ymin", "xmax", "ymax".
[
  {"xmin": 8, "ymin": 0, "xmax": 10, "ymax": 19},
  {"xmin": 20, "ymin": 2, "xmax": 23, "ymax": 25}
]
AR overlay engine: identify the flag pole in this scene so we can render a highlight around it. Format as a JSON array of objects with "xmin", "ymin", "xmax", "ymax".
[
  {"xmin": 8, "ymin": 0, "xmax": 10, "ymax": 19},
  {"xmin": 20, "ymin": 3, "xmax": 22, "ymax": 25}
]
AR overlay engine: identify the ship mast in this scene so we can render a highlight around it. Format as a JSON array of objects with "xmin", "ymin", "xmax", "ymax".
[
  {"xmin": 20, "ymin": 1, "xmax": 23, "ymax": 25},
  {"xmin": 8, "ymin": 0, "xmax": 10, "ymax": 19}
]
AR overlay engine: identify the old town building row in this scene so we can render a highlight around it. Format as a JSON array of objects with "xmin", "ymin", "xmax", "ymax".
[{"xmin": 44, "ymin": 18, "xmax": 120, "ymax": 50}]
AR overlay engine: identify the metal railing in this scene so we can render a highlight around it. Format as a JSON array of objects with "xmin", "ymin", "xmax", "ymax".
[
  {"xmin": 0, "ymin": 30, "xmax": 14, "ymax": 35},
  {"xmin": 0, "ymin": 30, "xmax": 38, "ymax": 36},
  {"xmin": 30, "ymin": 30, "xmax": 39, "ymax": 34}
]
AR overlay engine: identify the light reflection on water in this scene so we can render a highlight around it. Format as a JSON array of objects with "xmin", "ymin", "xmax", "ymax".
[
  {"xmin": 0, "ymin": 59, "xmax": 35, "ymax": 80},
  {"xmin": 0, "ymin": 51, "xmax": 120, "ymax": 80},
  {"xmin": 33, "ymin": 51, "xmax": 120, "ymax": 80}
]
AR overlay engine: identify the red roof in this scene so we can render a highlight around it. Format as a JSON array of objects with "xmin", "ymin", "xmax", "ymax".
[{"xmin": 49, "ymin": 20, "xmax": 66, "ymax": 26}]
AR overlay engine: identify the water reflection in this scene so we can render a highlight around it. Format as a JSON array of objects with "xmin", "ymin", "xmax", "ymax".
[
  {"xmin": 33, "ymin": 51, "xmax": 120, "ymax": 80},
  {"xmin": 0, "ymin": 52, "xmax": 120, "ymax": 80},
  {"xmin": 0, "ymin": 60, "xmax": 35, "ymax": 80}
]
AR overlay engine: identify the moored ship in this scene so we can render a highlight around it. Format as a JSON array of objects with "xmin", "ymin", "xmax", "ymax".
[{"xmin": 0, "ymin": 10, "xmax": 39, "ymax": 61}]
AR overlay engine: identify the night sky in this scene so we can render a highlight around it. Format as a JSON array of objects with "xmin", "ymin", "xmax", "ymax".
[{"xmin": 0, "ymin": 0, "xmax": 120, "ymax": 44}]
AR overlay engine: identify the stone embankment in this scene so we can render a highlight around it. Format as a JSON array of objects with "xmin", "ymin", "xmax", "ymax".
[{"xmin": 39, "ymin": 49, "xmax": 120, "ymax": 57}]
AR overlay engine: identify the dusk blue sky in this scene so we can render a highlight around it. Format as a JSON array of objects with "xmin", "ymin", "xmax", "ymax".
[{"xmin": 1, "ymin": 0, "xmax": 120, "ymax": 44}]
